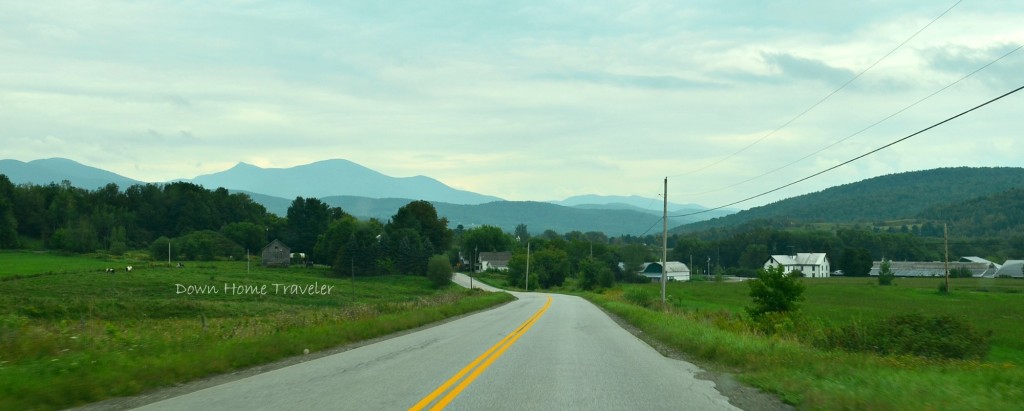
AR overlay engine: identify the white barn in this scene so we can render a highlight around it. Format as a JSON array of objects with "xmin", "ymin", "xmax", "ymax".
[
  {"xmin": 764, "ymin": 253, "xmax": 831, "ymax": 278},
  {"xmin": 994, "ymin": 260, "xmax": 1024, "ymax": 278},
  {"xmin": 639, "ymin": 261, "xmax": 691, "ymax": 281}
]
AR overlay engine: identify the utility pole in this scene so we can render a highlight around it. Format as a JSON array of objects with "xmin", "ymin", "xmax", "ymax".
[
  {"xmin": 526, "ymin": 242, "xmax": 531, "ymax": 292},
  {"xmin": 661, "ymin": 177, "xmax": 668, "ymax": 304},
  {"xmin": 944, "ymin": 223, "xmax": 950, "ymax": 293}
]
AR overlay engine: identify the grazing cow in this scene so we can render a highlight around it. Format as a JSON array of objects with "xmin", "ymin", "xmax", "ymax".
[{"xmin": 105, "ymin": 268, "xmax": 115, "ymax": 273}]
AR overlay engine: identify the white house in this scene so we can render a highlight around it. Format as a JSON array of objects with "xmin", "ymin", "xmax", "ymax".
[
  {"xmin": 478, "ymin": 252, "xmax": 512, "ymax": 272},
  {"xmin": 639, "ymin": 261, "xmax": 691, "ymax": 281},
  {"xmin": 764, "ymin": 253, "xmax": 830, "ymax": 278}
]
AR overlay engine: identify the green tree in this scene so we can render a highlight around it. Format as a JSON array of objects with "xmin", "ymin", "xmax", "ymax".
[
  {"xmin": 388, "ymin": 200, "xmax": 452, "ymax": 252},
  {"xmin": 739, "ymin": 244, "xmax": 769, "ymax": 268},
  {"xmin": 840, "ymin": 247, "xmax": 873, "ymax": 276},
  {"xmin": 747, "ymin": 264, "xmax": 806, "ymax": 317},
  {"xmin": 426, "ymin": 254, "xmax": 453, "ymax": 288},
  {"xmin": 285, "ymin": 197, "xmax": 342, "ymax": 256},
  {"xmin": 0, "ymin": 175, "xmax": 17, "ymax": 248},
  {"xmin": 108, "ymin": 226, "xmax": 127, "ymax": 255},
  {"xmin": 619, "ymin": 243, "xmax": 650, "ymax": 278},
  {"xmin": 461, "ymin": 225, "xmax": 513, "ymax": 255},
  {"xmin": 531, "ymin": 247, "xmax": 570, "ymax": 288},
  {"xmin": 220, "ymin": 221, "xmax": 266, "ymax": 252},
  {"xmin": 878, "ymin": 258, "xmax": 895, "ymax": 285},
  {"xmin": 578, "ymin": 257, "xmax": 614, "ymax": 290},
  {"xmin": 514, "ymin": 223, "xmax": 530, "ymax": 243}
]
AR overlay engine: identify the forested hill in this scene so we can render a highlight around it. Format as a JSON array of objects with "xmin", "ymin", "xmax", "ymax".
[
  {"xmin": 676, "ymin": 167, "xmax": 1024, "ymax": 233},
  {"xmin": 919, "ymin": 188, "xmax": 1024, "ymax": 238}
]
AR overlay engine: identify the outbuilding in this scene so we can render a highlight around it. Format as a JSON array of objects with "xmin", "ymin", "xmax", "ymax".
[
  {"xmin": 639, "ymin": 261, "xmax": 691, "ymax": 281},
  {"xmin": 261, "ymin": 239, "xmax": 291, "ymax": 268}
]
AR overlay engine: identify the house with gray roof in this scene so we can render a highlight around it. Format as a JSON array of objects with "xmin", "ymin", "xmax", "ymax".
[
  {"xmin": 764, "ymin": 253, "xmax": 830, "ymax": 278},
  {"xmin": 478, "ymin": 251, "xmax": 512, "ymax": 272}
]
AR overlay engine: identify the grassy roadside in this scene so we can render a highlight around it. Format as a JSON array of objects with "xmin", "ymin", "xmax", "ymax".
[
  {"xmin": 0, "ymin": 252, "xmax": 513, "ymax": 411},
  {"xmin": 584, "ymin": 279, "xmax": 1024, "ymax": 410}
]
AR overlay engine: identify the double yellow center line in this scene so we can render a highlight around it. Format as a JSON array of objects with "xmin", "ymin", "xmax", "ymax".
[{"xmin": 409, "ymin": 296, "xmax": 553, "ymax": 411}]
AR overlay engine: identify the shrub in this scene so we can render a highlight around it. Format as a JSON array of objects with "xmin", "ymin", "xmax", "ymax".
[
  {"xmin": 949, "ymin": 266, "xmax": 974, "ymax": 278},
  {"xmin": 747, "ymin": 264, "xmax": 805, "ymax": 317},
  {"xmin": 426, "ymin": 254, "xmax": 453, "ymax": 288},
  {"xmin": 823, "ymin": 313, "xmax": 991, "ymax": 360},
  {"xmin": 623, "ymin": 287, "xmax": 655, "ymax": 308},
  {"xmin": 878, "ymin": 258, "xmax": 895, "ymax": 286}
]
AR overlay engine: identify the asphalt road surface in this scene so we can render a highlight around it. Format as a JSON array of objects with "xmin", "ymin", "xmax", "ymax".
[{"xmin": 134, "ymin": 275, "xmax": 741, "ymax": 410}]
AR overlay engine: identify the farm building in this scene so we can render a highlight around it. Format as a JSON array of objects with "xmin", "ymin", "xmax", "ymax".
[
  {"xmin": 764, "ymin": 253, "xmax": 831, "ymax": 278},
  {"xmin": 993, "ymin": 260, "xmax": 1024, "ymax": 278},
  {"xmin": 478, "ymin": 252, "xmax": 512, "ymax": 272},
  {"xmin": 868, "ymin": 260, "xmax": 998, "ymax": 277},
  {"xmin": 639, "ymin": 261, "xmax": 690, "ymax": 281},
  {"xmin": 261, "ymin": 239, "xmax": 291, "ymax": 268}
]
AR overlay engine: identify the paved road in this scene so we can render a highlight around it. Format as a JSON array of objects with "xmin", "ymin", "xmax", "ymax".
[
  {"xmin": 450, "ymin": 272, "xmax": 504, "ymax": 292},
  {"xmin": 135, "ymin": 279, "xmax": 740, "ymax": 410}
]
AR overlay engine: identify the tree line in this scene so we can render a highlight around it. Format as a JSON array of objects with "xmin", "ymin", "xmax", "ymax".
[{"xmin": 2, "ymin": 174, "xmax": 1017, "ymax": 287}]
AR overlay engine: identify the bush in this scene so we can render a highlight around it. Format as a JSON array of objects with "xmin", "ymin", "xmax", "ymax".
[
  {"xmin": 747, "ymin": 264, "xmax": 805, "ymax": 317},
  {"xmin": 623, "ymin": 287, "xmax": 655, "ymax": 308},
  {"xmin": 878, "ymin": 259, "xmax": 895, "ymax": 286},
  {"xmin": 949, "ymin": 266, "xmax": 974, "ymax": 278},
  {"xmin": 426, "ymin": 254, "xmax": 453, "ymax": 288},
  {"xmin": 822, "ymin": 313, "xmax": 990, "ymax": 360}
]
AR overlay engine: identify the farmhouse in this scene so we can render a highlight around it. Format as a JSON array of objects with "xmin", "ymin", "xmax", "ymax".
[
  {"xmin": 261, "ymin": 239, "xmax": 291, "ymax": 268},
  {"xmin": 478, "ymin": 251, "xmax": 512, "ymax": 272},
  {"xmin": 764, "ymin": 253, "xmax": 831, "ymax": 278},
  {"xmin": 639, "ymin": 261, "xmax": 690, "ymax": 281}
]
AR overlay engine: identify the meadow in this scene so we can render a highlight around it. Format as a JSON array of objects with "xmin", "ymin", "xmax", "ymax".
[
  {"xmin": 590, "ymin": 277, "xmax": 1024, "ymax": 410},
  {"xmin": 0, "ymin": 251, "xmax": 513, "ymax": 411}
]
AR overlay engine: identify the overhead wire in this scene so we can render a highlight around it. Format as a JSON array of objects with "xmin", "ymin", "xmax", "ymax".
[
  {"xmin": 676, "ymin": 43, "xmax": 1024, "ymax": 199},
  {"xmin": 670, "ymin": 0, "xmax": 964, "ymax": 179},
  {"xmin": 667, "ymin": 84, "xmax": 1024, "ymax": 219}
]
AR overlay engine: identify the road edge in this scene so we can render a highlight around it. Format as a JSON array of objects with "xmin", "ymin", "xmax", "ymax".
[
  {"xmin": 69, "ymin": 293, "xmax": 517, "ymax": 411},
  {"xmin": 591, "ymin": 302, "xmax": 795, "ymax": 411}
]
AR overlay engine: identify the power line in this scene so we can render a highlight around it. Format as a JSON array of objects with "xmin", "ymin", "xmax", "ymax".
[
  {"xmin": 671, "ymin": 0, "xmax": 963, "ymax": 179},
  {"xmin": 669, "ymin": 84, "xmax": 1024, "ymax": 219},
  {"xmin": 676, "ymin": 42, "xmax": 1024, "ymax": 199}
]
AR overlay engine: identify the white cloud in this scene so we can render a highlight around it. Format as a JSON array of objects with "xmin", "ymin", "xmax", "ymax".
[{"xmin": 0, "ymin": 0, "xmax": 1021, "ymax": 208}]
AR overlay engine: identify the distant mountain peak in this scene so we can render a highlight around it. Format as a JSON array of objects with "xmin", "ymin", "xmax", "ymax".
[{"xmin": 188, "ymin": 158, "xmax": 502, "ymax": 205}]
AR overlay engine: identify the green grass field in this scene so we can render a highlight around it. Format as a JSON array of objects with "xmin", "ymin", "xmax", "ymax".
[
  {"xmin": 0, "ymin": 251, "xmax": 513, "ymax": 411},
  {"xmin": 591, "ymin": 277, "xmax": 1024, "ymax": 410}
]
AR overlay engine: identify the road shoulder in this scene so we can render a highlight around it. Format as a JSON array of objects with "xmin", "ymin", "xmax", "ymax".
[{"xmin": 592, "ymin": 303, "xmax": 795, "ymax": 411}]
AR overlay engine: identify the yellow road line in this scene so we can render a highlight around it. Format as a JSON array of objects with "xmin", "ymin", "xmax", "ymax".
[{"xmin": 409, "ymin": 296, "xmax": 553, "ymax": 411}]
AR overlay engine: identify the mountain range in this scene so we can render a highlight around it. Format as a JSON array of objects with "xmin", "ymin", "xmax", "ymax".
[
  {"xmin": 191, "ymin": 159, "xmax": 502, "ymax": 205},
  {"xmin": 0, "ymin": 158, "xmax": 731, "ymax": 236}
]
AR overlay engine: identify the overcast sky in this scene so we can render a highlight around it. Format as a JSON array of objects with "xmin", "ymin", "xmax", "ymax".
[{"xmin": 1, "ymin": 1, "xmax": 1021, "ymax": 210}]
